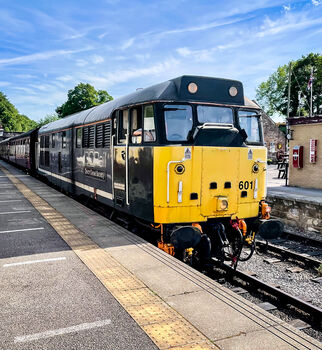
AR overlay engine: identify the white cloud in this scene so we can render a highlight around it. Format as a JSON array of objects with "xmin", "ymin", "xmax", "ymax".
[
  {"xmin": 91, "ymin": 55, "xmax": 104, "ymax": 64},
  {"xmin": 76, "ymin": 59, "xmax": 88, "ymax": 67},
  {"xmin": 14, "ymin": 74, "xmax": 37, "ymax": 79},
  {"xmin": 176, "ymin": 47, "xmax": 191, "ymax": 57},
  {"xmin": 312, "ymin": 0, "xmax": 321, "ymax": 6},
  {"xmin": 0, "ymin": 81, "xmax": 10, "ymax": 87},
  {"xmin": 79, "ymin": 58, "xmax": 180, "ymax": 89},
  {"xmin": 256, "ymin": 13, "xmax": 322, "ymax": 38},
  {"xmin": 56, "ymin": 75, "xmax": 74, "ymax": 82},
  {"xmin": 120, "ymin": 37, "xmax": 135, "ymax": 50},
  {"xmin": 0, "ymin": 47, "xmax": 93, "ymax": 66},
  {"xmin": 283, "ymin": 4, "xmax": 291, "ymax": 11},
  {"xmin": 98, "ymin": 32, "xmax": 108, "ymax": 39}
]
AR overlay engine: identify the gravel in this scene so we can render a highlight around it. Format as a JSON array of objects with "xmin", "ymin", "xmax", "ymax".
[{"xmin": 238, "ymin": 251, "xmax": 322, "ymax": 308}]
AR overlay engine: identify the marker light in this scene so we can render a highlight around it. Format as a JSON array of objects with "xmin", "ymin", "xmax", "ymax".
[
  {"xmin": 229, "ymin": 86, "xmax": 238, "ymax": 97},
  {"xmin": 188, "ymin": 82, "xmax": 198, "ymax": 94}
]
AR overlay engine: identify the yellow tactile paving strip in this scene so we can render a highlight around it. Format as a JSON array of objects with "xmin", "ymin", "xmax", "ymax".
[{"xmin": 1, "ymin": 165, "xmax": 218, "ymax": 350}]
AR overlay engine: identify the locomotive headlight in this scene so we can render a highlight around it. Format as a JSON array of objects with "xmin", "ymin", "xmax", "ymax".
[
  {"xmin": 188, "ymin": 82, "xmax": 198, "ymax": 94},
  {"xmin": 217, "ymin": 196, "xmax": 228, "ymax": 211}
]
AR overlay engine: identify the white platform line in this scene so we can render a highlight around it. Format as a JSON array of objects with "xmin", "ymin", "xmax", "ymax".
[
  {"xmin": 0, "ymin": 227, "xmax": 44, "ymax": 234},
  {"xmin": 0, "ymin": 210, "xmax": 31, "ymax": 215},
  {"xmin": 0, "ymin": 175, "xmax": 29, "ymax": 178},
  {"xmin": 0, "ymin": 200, "xmax": 23, "ymax": 203},
  {"xmin": 3, "ymin": 257, "xmax": 66, "ymax": 267},
  {"xmin": 14, "ymin": 319, "xmax": 112, "ymax": 343}
]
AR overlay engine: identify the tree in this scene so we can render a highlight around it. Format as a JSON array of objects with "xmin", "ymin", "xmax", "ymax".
[
  {"xmin": 37, "ymin": 113, "xmax": 60, "ymax": 127},
  {"xmin": 256, "ymin": 53, "xmax": 322, "ymax": 118},
  {"xmin": 0, "ymin": 91, "xmax": 37, "ymax": 132},
  {"xmin": 56, "ymin": 83, "xmax": 113, "ymax": 118}
]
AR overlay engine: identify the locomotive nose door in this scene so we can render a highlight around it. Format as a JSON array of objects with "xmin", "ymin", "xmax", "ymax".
[{"xmin": 113, "ymin": 109, "xmax": 129, "ymax": 207}]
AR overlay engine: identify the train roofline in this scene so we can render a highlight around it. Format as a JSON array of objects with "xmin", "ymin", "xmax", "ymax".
[{"xmin": 39, "ymin": 75, "xmax": 260, "ymax": 135}]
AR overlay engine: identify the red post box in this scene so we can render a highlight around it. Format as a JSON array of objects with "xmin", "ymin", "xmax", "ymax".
[
  {"xmin": 293, "ymin": 145, "xmax": 303, "ymax": 168},
  {"xmin": 309, "ymin": 139, "xmax": 317, "ymax": 163}
]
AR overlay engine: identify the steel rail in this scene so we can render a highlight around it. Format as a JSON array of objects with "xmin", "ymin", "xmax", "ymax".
[
  {"xmin": 221, "ymin": 263, "xmax": 322, "ymax": 321},
  {"xmin": 282, "ymin": 230, "xmax": 322, "ymax": 248},
  {"xmin": 256, "ymin": 240, "xmax": 322, "ymax": 269}
]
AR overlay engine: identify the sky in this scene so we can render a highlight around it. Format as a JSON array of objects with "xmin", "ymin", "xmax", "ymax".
[{"xmin": 0, "ymin": 0, "xmax": 321, "ymax": 122}]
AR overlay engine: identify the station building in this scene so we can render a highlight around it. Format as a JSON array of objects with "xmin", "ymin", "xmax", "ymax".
[{"xmin": 288, "ymin": 116, "xmax": 322, "ymax": 190}]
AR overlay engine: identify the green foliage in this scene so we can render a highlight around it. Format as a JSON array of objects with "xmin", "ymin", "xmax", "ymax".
[
  {"xmin": 256, "ymin": 53, "xmax": 322, "ymax": 118},
  {"xmin": 0, "ymin": 91, "xmax": 37, "ymax": 132},
  {"xmin": 316, "ymin": 264, "xmax": 322, "ymax": 277},
  {"xmin": 56, "ymin": 83, "xmax": 113, "ymax": 118},
  {"xmin": 37, "ymin": 113, "xmax": 60, "ymax": 127}
]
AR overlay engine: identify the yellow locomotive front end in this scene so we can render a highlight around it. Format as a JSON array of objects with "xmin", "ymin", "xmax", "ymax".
[
  {"xmin": 146, "ymin": 76, "xmax": 275, "ymax": 266},
  {"xmin": 154, "ymin": 145, "xmax": 267, "ymax": 224}
]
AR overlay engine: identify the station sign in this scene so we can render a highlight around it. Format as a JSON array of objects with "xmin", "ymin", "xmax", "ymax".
[{"xmin": 309, "ymin": 139, "xmax": 317, "ymax": 163}]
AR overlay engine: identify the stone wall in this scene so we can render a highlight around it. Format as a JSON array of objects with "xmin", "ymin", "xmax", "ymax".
[
  {"xmin": 267, "ymin": 194, "xmax": 322, "ymax": 236},
  {"xmin": 262, "ymin": 113, "xmax": 286, "ymax": 161}
]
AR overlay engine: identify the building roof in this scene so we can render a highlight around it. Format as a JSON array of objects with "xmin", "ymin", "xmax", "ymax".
[{"xmin": 288, "ymin": 115, "xmax": 322, "ymax": 125}]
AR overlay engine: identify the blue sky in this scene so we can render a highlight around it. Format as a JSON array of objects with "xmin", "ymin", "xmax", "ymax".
[{"xmin": 0, "ymin": 0, "xmax": 321, "ymax": 122}]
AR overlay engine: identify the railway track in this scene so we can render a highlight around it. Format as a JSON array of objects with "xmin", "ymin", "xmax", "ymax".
[
  {"xmin": 255, "ymin": 239, "xmax": 322, "ymax": 269},
  {"xmin": 220, "ymin": 262, "xmax": 322, "ymax": 322}
]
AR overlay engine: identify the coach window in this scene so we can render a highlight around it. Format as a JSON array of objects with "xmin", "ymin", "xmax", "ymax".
[
  {"xmin": 143, "ymin": 105, "xmax": 156, "ymax": 142},
  {"xmin": 130, "ymin": 108, "xmax": 142, "ymax": 144},
  {"xmin": 118, "ymin": 109, "xmax": 128, "ymax": 144},
  {"xmin": 45, "ymin": 135, "xmax": 50, "ymax": 148},
  {"xmin": 76, "ymin": 128, "xmax": 82, "ymax": 148},
  {"xmin": 62, "ymin": 131, "xmax": 66, "ymax": 148},
  {"xmin": 164, "ymin": 105, "xmax": 192, "ymax": 141}
]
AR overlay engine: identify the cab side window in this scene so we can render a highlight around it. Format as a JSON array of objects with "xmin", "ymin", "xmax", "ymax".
[
  {"xmin": 130, "ymin": 107, "xmax": 142, "ymax": 144},
  {"xmin": 118, "ymin": 109, "xmax": 129, "ymax": 144},
  {"xmin": 143, "ymin": 105, "xmax": 156, "ymax": 142}
]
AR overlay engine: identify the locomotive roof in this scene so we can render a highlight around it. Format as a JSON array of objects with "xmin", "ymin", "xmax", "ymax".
[{"xmin": 39, "ymin": 75, "xmax": 259, "ymax": 134}]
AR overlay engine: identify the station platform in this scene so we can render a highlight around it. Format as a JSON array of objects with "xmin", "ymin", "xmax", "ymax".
[{"xmin": 0, "ymin": 160, "xmax": 321, "ymax": 350}]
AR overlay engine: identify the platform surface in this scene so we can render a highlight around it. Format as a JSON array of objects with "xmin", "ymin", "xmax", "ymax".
[
  {"xmin": 267, "ymin": 164, "xmax": 322, "ymax": 205},
  {"xmin": 0, "ymin": 160, "xmax": 321, "ymax": 350}
]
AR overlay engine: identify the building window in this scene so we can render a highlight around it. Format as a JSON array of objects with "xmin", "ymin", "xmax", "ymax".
[{"xmin": 52, "ymin": 133, "xmax": 55, "ymax": 148}]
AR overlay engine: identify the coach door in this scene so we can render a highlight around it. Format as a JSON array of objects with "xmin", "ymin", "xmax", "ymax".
[{"xmin": 113, "ymin": 109, "xmax": 129, "ymax": 207}]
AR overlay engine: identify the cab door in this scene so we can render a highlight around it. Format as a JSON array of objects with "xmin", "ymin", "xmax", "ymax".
[{"xmin": 113, "ymin": 109, "xmax": 129, "ymax": 207}]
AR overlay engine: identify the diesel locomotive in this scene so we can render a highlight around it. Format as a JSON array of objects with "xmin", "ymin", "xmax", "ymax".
[{"xmin": 0, "ymin": 76, "xmax": 273, "ymax": 266}]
